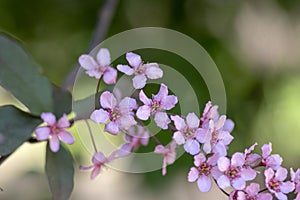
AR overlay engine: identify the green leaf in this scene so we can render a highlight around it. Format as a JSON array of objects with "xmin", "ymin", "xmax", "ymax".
[
  {"xmin": 0, "ymin": 105, "xmax": 42, "ymax": 155},
  {"xmin": 52, "ymin": 85, "xmax": 72, "ymax": 118},
  {"xmin": 46, "ymin": 144, "xmax": 74, "ymax": 200},
  {"xmin": 0, "ymin": 32, "xmax": 53, "ymax": 115}
]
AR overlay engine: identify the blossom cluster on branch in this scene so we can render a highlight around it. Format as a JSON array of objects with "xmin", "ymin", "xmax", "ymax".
[{"xmin": 34, "ymin": 48, "xmax": 300, "ymax": 200}]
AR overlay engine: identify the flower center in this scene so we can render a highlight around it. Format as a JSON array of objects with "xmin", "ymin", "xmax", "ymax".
[
  {"xmin": 151, "ymin": 100, "xmax": 161, "ymax": 113},
  {"xmin": 136, "ymin": 65, "xmax": 145, "ymax": 74},
  {"xmin": 227, "ymin": 167, "xmax": 240, "ymax": 180},
  {"xmin": 269, "ymin": 179, "xmax": 280, "ymax": 191},
  {"xmin": 50, "ymin": 126, "xmax": 60, "ymax": 134},
  {"xmin": 198, "ymin": 163, "xmax": 211, "ymax": 176},
  {"xmin": 246, "ymin": 196, "xmax": 256, "ymax": 200},
  {"xmin": 110, "ymin": 109, "xmax": 121, "ymax": 121}
]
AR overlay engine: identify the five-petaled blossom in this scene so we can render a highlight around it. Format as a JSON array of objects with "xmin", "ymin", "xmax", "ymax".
[
  {"xmin": 79, "ymin": 48, "xmax": 117, "ymax": 84},
  {"xmin": 233, "ymin": 183, "xmax": 273, "ymax": 200},
  {"xmin": 90, "ymin": 91, "xmax": 137, "ymax": 135},
  {"xmin": 188, "ymin": 153, "xmax": 221, "ymax": 192},
  {"xmin": 136, "ymin": 83, "xmax": 178, "ymax": 129},
  {"xmin": 154, "ymin": 141, "xmax": 177, "ymax": 176},
  {"xmin": 80, "ymin": 149, "xmax": 128, "ymax": 179},
  {"xmin": 290, "ymin": 168, "xmax": 300, "ymax": 200},
  {"xmin": 217, "ymin": 152, "xmax": 257, "ymax": 190},
  {"xmin": 264, "ymin": 167, "xmax": 295, "ymax": 200},
  {"xmin": 171, "ymin": 113, "xmax": 202, "ymax": 155},
  {"xmin": 261, "ymin": 143, "xmax": 283, "ymax": 170},
  {"xmin": 117, "ymin": 52, "xmax": 163, "ymax": 89},
  {"xmin": 121, "ymin": 125, "xmax": 150, "ymax": 153},
  {"xmin": 35, "ymin": 113, "xmax": 75, "ymax": 152}
]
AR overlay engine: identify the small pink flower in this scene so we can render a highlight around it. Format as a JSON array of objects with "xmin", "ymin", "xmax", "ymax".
[
  {"xmin": 264, "ymin": 167, "xmax": 295, "ymax": 200},
  {"xmin": 79, "ymin": 48, "xmax": 117, "ymax": 84},
  {"xmin": 90, "ymin": 91, "xmax": 137, "ymax": 135},
  {"xmin": 197, "ymin": 115, "xmax": 234, "ymax": 156},
  {"xmin": 235, "ymin": 183, "xmax": 273, "ymax": 200},
  {"xmin": 80, "ymin": 149, "xmax": 128, "ymax": 179},
  {"xmin": 171, "ymin": 113, "xmax": 202, "ymax": 155},
  {"xmin": 121, "ymin": 125, "xmax": 150, "ymax": 152},
  {"xmin": 35, "ymin": 113, "xmax": 75, "ymax": 152},
  {"xmin": 187, "ymin": 153, "xmax": 222, "ymax": 192},
  {"xmin": 200, "ymin": 101, "xmax": 220, "ymax": 124},
  {"xmin": 217, "ymin": 152, "xmax": 257, "ymax": 190},
  {"xmin": 261, "ymin": 143, "xmax": 282, "ymax": 170},
  {"xmin": 290, "ymin": 168, "xmax": 300, "ymax": 200},
  {"xmin": 136, "ymin": 84, "xmax": 178, "ymax": 129},
  {"xmin": 154, "ymin": 141, "xmax": 177, "ymax": 176},
  {"xmin": 117, "ymin": 52, "xmax": 163, "ymax": 89}
]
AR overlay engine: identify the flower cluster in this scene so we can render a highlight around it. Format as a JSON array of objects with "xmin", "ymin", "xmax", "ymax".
[{"xmin": 73, "ymin": 48, "xmax": 300, "ymax": 200}]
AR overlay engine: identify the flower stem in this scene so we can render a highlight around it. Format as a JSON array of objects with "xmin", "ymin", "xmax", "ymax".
[
  {"xmin": 84, "ymin": 120, "xmax": 98, "ymax": 153},
  {"xmin": 95, "ymin": 77, "xmax": 102, "ymax": 109}
]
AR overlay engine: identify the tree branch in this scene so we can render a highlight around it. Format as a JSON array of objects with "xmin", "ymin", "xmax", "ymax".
[{"xmin": 62, "ymin": 0, "xmax": 119, "ymax": 90}]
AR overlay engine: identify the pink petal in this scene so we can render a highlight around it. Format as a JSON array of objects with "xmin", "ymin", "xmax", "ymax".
[
  {"xmin": 57, "ymin": 114, "xmax": 70, "ymax": 128},
  {"xmin": 172, "ymin": 131, "xmax": 185, "ymax": 145},
  {"xmin": 215, "ymin": 115, "xmax": 226, "ymax": 130},
  {"xmin": 184, "ymin": 139, "xmax": 200, "ymax": 155},
  {"xmin": 262, "ymin": 143, "xmax": 272, "ymax": 158},
  {"xmin": 280, "ymin": 181, "xmax": 295, "ymax": 193},
  {"xmin": 195, "ymin": 128, "xmax": 209, "ymax": 143},
  {"xmin": 103, "ymin": 67, "xmax": 117, "ymax": 84},
  {"xmin": 136, "ymin": 105, "xmax": 151, "ymax": 120},
  {"xmin": 109, "ymin": 148, "xmax": 131, "ymax": 159},
  {"xmin": 266, "ymin": 154, "xmax": 282, "ymax": 169},
  {"xmin": 154, "ymin": 112, "xmax": 171, "ymax": 130},
  {"xmin": 212, "ymin": 143, "xmax": 227, "ymax": 157},
  {"xmin": 223, "ymin": 119, "xmax": 234, "ymax": 132},
  {"xmin": 78, "ymin": 55, "xmax": 97, "ymax": 70},
  {"xmin": 120, "ymin": 143, "xmax": 133, "ymax": 154},
  {"xmin": 257, "ymin": 193, "xmax": 273, "ymax": 200},
  {"xmin": 133, "ymin": 74, "xmax": 147, "ymax": 89},
  {"xmin": 100, "ymin": 91, "xmax": 117, "ymax": 109},
  {"xmin": 41, "ymin": 112, "xmax": 56, "ymax": 126},
  {"xmin": 117, "ymin": 64, "xmax": 135, "ymax": 75},
  {"xmin": 245, "ymin": 183, "xmax": 260, "ymax": 196},
  {"xmin": 144, "ymin": 63, "xmax": 163, "ymax": 79},
  {"xmin": 90, "ymin": 109, "xmax": 109, "ymax": 124},
  {"xmin": 276, "ymin": 167, "xmax": 288, "ymax": 181},
  {"xmin": 232, "ymin": 178, "xmax": 246, "ymax": 190},
  {"xmin": 86, "ymin": 69, "xmax": 102, "ymax": 79},
  {"xmin": 126, "ymin": 52, "xmax": 142, "ymax": 68},
  {"xmin": 96, "ymin": 48, "xmax": 111, "ymax": 67},
  {"xmin": 264, "ymin": 168, "xmax": 275, "ymax": 182},
  {"xmin": 93, "ymin": 152, "xmax": 107, "ymax": 164},
  {"xmin": 188, "ymin": 167, "xmax": 199, "ymax": 182},
  {"xmin": 79, "ymin": 165, "xmax": 94, "ymax": 171},
  {"xmin": 118, "ymin": 115, "xmax": 137, "ymax": 130},
  {"xmin": 241, "ymin": 168, "xmax": 257, "ymax": 181},
  {"xmin": 58, "ymin": 130, "xmax": 75, "ymax": 144},
  {"xmin": 231, "ymin": 152, "xmax": 245, "ymax": 167},
  {"xmin": 155, "ymin": 83, "xmax": 168, "ymax": 101},
  {"xmin": 275, "ymin": 192, "xmax": 287, "ymax": 200},
  {"xmin": 170, "ymin": 115, "xmax": 186, "ymax": 131},
  {"xmin": 186, "ymin": 112, "xmax": 200, "ymax": 129},
  {"xmin": 105, "ymin": 122, "xmax": 120, "ymax": 135},
  {"xmin": 91, "ymin": 166, "xmax": 101, "ymax": 179},
  {"xmin": 139, "ymin": 90, "xmax": 151, "ymax": 106},
  {"xmin": 194, "ymin": 153, "xmax": 206, "ymax": 166},
  {"xmin": 197, "ymin": 175, "xmax": 212, "ymax": 192},
  {"xmin": 119, "ymin": 97, "xmax": 137, "ymax": 111},
  {"xmin": 161, "ymin": 95, "xmax": 178, "ymax": 110},
  {"xmin": 49, "ymin": 135, "xmax": 60, "ymax": 152},
  {"xmin": 154, "ymin": 145, "xmax": 167, "ymax": 154},
  {"xmin": 217, "ymin": 157, "xmax": 230, "ymax": 172},
  {"xmin": 217, "ymin": 175, "xmax": 231, "ymax": 189},
  {"xmin": 35, "ymin": 127, "xmax": 50, "ymax": 140}
]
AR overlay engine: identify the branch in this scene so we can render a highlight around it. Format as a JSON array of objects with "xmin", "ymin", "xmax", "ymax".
[
  {"xmin": 62, "ymin": 0, "xmax": 119, "ymax": 90},
  {"xmin": 0, "ymin": 153, "xmax": 12, "ymax": 166}
]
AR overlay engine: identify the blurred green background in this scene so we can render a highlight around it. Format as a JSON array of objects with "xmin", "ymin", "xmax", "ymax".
[{"xmin": 1, "ymin": 0, "xmax": 300, "ymax": 199}]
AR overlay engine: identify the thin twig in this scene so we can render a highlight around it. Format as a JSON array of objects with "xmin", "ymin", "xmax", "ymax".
[
  {"xmin": 0, "ymin": 153, "xmax": 12, "ymax": 166},
  {"xmin": 213, "ymin": 179, "xmax": 229, "ymax": 196},
  {"xmin": 84, "ymin": 120, "xmax": 98, "ymax": 153},
  {"xmin": 95, "ymin": 77, "xmax": 102, "ymax": 109},
  {"xmin": 62, "ymin": 0, "xmax": 119, "ymax": 90}
]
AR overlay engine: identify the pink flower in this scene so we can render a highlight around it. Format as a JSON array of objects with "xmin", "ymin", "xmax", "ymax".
[
  {"xmin": 197, "ymin": 115, "xmax": 234, "ymax": 156},
  {"xmin": 136, "ymin": 84, "xmax": 178, "ymax": 129},
  {"xmin": 235, "ymin": 183, "xmax": 273, "ymax": 200},
  {"xmin": 90, "ymin": 91, "xmax": 137, "ymax": 135},
  {"xmin": 188, "ymin": 153, "xmax": 222, "ymax": 192},
  {"xmin": 264, "ymin": 167, "xmax": 295, "ymax": 200},
  {"xmin": 171, "ymin": 113, "xmax": 202, "ymax": 155},
  {"xmin": 35, "ymin": 113, "xmax": 75, "ymax": 152},
  {"xmin": 121, "ymin": 125, "xmax": 150, "ymax": 152},
  {"xmin": 261, "ymin": 143, "xmax": 283, "ymax": 170},
  {"xmin": 217, "ymin": 152, "xmax": 257, "ymax": 190},
  {"xmin": 290, "ymin": 168, "xmax": 300, "ymax": 200},
  {"xmin": 80, "ymin": 149, "xmax": 128, "ymax": 179},
  {"xmin": 200, "ymin": 101, "xmax": 220, "ymax": 125},
  {"xmin": 117, "ymin": 52, "xmax": 163, "ymax": 89},
  {"xmin": 78, "ymin": 48, "xmax": 117, "ymax": 84},
  {"xmin": 154, "ymin": 141, "xmax": 177, "ymax": 176}
]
